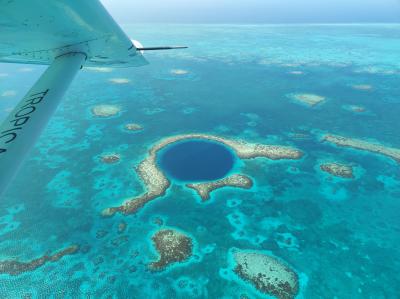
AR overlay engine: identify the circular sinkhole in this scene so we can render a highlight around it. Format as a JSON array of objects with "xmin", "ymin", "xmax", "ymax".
[{"xmin": 158, "ymin": 139, "xmax": 236, "ymax": 182}]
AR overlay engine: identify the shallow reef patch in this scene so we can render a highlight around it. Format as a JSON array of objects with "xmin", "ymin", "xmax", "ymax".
[
  {"xmin": 224, "ymin": 249, "xmax": 300, "ymax": 299},
  {"xmin": 319, "ymin": 162, "xmax": 354, "ymax": 179},
  {"xmin": 287, "ymin": 93, "xmax": 326, "ymax": 107},
  {"xmin": 234, "ymin": 250, "xmax": 299, "ymax": 299},
  {"xmin": 187, "ymin": 174, "xmax": 253, "ymax": 202},
  {"xmin": 108, "ymin": 78, "xmax": 130, "ymax": 84},
  {"xmin": 1, "ymin": 90, "xmax": 17, "ymax": 97},
  {"xmin": 351, "ymin": 84, "xmax": 373, "ymax": 91},
  {"xmin": 91, "ymin": 105, "xmax": 121, "ymax": 118},
  {"xmin": 323, "ymin": 134, "xmax": 400, "ymax": 163},
  {"xmin": 148, "ymin": 228, "xmax": 193, "ymax": 271},
  {"xmin": 171, "ymin": 69, "xmax": 189, "ymax": 75},
  {"xmin": 100, "ymin": 153, "xmax": 121, "ymax": 164},
  {"xmin": 0, "ymin": 245, "xmax": 79, "ymax": 276},
  {"xmin": 124, "ymin": 123, "xmax": 143, "ymax": 132}
]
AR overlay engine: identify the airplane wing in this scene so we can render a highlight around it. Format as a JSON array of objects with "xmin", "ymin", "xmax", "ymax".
[
  {"xmin": 0, "ymin": 0, "xmax": 187, "ymax": 196},
  {"xmin": 0, "ymin": 0, "xmax": 148, "ymax": 67}
]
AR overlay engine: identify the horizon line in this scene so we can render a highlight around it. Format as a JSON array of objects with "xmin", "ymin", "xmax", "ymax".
[{"xmin": 121, "ymin": 22, "xmax": 400, "ymax": 26}]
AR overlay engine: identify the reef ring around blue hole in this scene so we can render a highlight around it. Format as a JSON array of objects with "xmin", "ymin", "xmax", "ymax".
[{"xmin": 158, "ymin": 139, "xmax": 236, "ymax": 182}]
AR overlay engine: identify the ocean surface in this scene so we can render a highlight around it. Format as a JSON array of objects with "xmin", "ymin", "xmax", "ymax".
[
  {"xmin": 1, "ymin": 24, "xmax": 400, "ymax": 298},
  {"xmin": 159, "ymin": 140, "xmax": 236, "ymax": 182}
]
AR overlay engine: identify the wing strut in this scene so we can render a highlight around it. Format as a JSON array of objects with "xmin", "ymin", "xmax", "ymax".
[
  {"xmin": 136, "ymin": 46, "xmax": 188, "ymax": 51},
  {"xmin": 0, "ymin": 52, "xmax": 86, "ymax": 197}
]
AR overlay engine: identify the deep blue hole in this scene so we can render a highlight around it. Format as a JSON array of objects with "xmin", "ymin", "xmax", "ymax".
[{"xmin": 158, "ymin": 140, "xmax": 236, "ymax": 182}]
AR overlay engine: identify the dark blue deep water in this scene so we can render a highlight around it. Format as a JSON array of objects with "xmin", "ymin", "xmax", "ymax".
[{"xmin": 159, "ymin": 140, "xmax": 235, "ymax": 182}]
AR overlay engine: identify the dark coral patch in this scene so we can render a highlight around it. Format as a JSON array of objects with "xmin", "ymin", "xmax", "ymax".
[
  {"xmin": 149, "ymin": 229, "xmax": 193, "ymax": 271},
  {"xmin": 0, "ymin": 245, "xmax": 79, "ymax": 276}
]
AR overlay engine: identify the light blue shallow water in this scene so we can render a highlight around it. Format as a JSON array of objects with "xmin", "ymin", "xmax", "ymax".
[{"xmin": 0, "ymin": 24, "xmax": 400, "ymax": 298}]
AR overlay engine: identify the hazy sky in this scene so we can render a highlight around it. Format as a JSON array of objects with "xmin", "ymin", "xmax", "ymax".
[{"xmin": 101, "ymin": 0, "xmax": 400, "ymax": 23}]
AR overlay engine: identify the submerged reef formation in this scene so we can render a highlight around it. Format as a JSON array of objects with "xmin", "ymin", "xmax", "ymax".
[
  {"xmin": 85, "ymin": 67, "xmax": 113, "ymax": 73},
  {"xmin": 118, "ymin": 221, "xmax": 127, "ymax": 234},
  {"xmin": 0, "ymin": 245, "xmax": 79, "ymax": 276},
  {"xmin": 102, "ymin": 134, "xmax": 302, "ymax": 217},
  {"xmin": 124, "ymin": 123, "xmax": 143, "ymax": 132},
  {"xmin": 187, "ymin": 174, "xmax": 253, "ymax": 202},
  {"xmin": 101, "ymin": 153, "xmax": 121, "ymax": 164},
  {"xmin": 171, "ymin": 69, "xmax": 189, "ymax": 75},
  {"xmin": 320, "ymin": 162, "xmax": 354, "ymax": 179},
  {"xmin": 1, "ymin": 90, "xmax": 17, "ymax": 97},
  {"xmin": 288, "ymin": 93, "xmax": 326, "ymax": 107},
  {"xmin": 91, "ymin": 105, "xmax": 121, "ymax": 118},
  {"xmin": 233, "ymin": 250, "xmax": 299, "ymax": 299},
  {"xmin": 288, "ymin": 71, "xmax": 304, "ymax": 75},
  {"xmin": 323, "ymin": 134, "xmax": 400, "ymax": 163},
  {"xmin": 352, "ymin": 84, "xmax": 373, "ymax": 91},
  {"xmin": 149, "ymin": 229, "xmax": 193, "ymax": 271},
  {"xmin": 344, "ymin": 105, "xmax": 366, "ymax": 113},
  {"xmin": 109, "ymin": 78, "xmax": 130, "ymax": 84}
]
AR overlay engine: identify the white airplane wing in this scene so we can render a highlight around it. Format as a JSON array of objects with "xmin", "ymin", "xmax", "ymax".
[
  {"xmin": 0, "ymin": 0, "xmax": 186, "ymax": 196},
  {"xmin": 0, "ymin": 0, "xmax": 148, "ymax": 67}
]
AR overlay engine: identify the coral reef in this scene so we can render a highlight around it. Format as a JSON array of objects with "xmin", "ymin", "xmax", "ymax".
[
  {"xmin": 0, "ymin": 245, "xmax": 79, "ymax": 276},
  {"xmin": 110, "ymin": 236, "xmax": 128, "ymax": 247},
  {"xmin": 320, "ymin": 162, "xmax": 354, "ymax": 179},
  {"xmin": 124, "ymin": 123, "xmax": 143, "ymax": 132},
  {"xmin": 91, "ymin": 105, "xmax": 121, "ymax": 118},
  {"xmin": 149, "ymin": 229, "xmax": 193, "ymax": 271},
  {"xmin": 102, "ymin": 134, "xmax": 302, "ymax": 217},
  {"xmin": 96, "ymin": 229, "xmax": 108, "ymax": 239},
  {"xmin": 352, "ymin": 84, "xmax": 373, "ymax": 91},
  {"xmin": 344, "ymin": 105, "xmax": 366, "ymax": 113},
  {"xmin": 289, "ymin": 93, "xmax": 326, "ymax": 107},
  {"xmin": 323, "ymin": 134, "xmax": 400, "ymax": 163},
  {"xmin": 101, "ymin": 153, "xmax": 120, "ymax": 164},
  {"xmin": 233, "ymin": 250, "xmax": 299, "ymax": 299},
  {"xmin": 85, "ymin": 67, "xmax": 113, "ymax": 73},
  {"xmin": 152, "ymin": 217, "xmax": 164, "ymax": 226},
  {"xmin": 187, "ymin": 174, "xmax": 253, "ymax": 201},
  {"xmin": 117, "ymin": 221, "xmax": 127, "ymax": 234},
  {"xmin": 108, "ymin": 78, "xmax": 130, "ymax": 84},
  {"xmin": 1, "ymin": 90, "xmax": 17, "ymax": 97},
  {"xmin": 288, "ymin": 71, "xmax": 304, "ymax": 75},
  {"xmin": 171, "ymin": 69, "xmax": 189, "ymax": 75}
]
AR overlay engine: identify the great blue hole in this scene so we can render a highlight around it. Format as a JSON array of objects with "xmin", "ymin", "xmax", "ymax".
[{"xmin": 158, "ymin": 139, "xmax": 236, "ymax": 182}]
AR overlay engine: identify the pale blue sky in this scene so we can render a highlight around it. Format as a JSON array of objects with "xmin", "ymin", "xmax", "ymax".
[{"xmin": 101, "ymin": 0, "xmax": 400, "ymax": 23}]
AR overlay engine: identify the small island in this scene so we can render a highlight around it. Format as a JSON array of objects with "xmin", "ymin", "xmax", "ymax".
[
  {"xmin": 233, "ymin": 250, "xmax": 299, "ymax": 299},
  {"xmin": 320, "ymin": 162, "xmax": 354, "ymax": 179},
  {"xmin": 323, "ymin": 134, "xmax": 400, "ymax": 163},
  {"xmin": 102, "ymin": 134, "xmax": 303, "ymax": 217},
  {"xmin": 148, "ymin": 229, "xmax": 193, "ymax": 271},
  {"xmin": 288, "ymin": 93, "xmax": 326, "ymax": 107},
  {"xmin": 91, "ymin": 105, "xmax": 121, "ymax": 118},
  {"xmin": 0, "ymin": 245, "xmax": 79, "ymax": 276},
  {"xmin": 187, "ymin": 174, "xmax": 253, "ymax": 202}
]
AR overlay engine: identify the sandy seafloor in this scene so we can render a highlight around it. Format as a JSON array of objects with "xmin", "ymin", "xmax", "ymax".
[{"xmin": 1, "ymin": 24, "xmax": 400, "ymax": 298}]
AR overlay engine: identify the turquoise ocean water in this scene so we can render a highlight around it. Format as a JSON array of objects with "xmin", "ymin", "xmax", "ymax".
[{"xmin": 0, "ymin": 24, "xmax": 400, "ymax": 298}]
